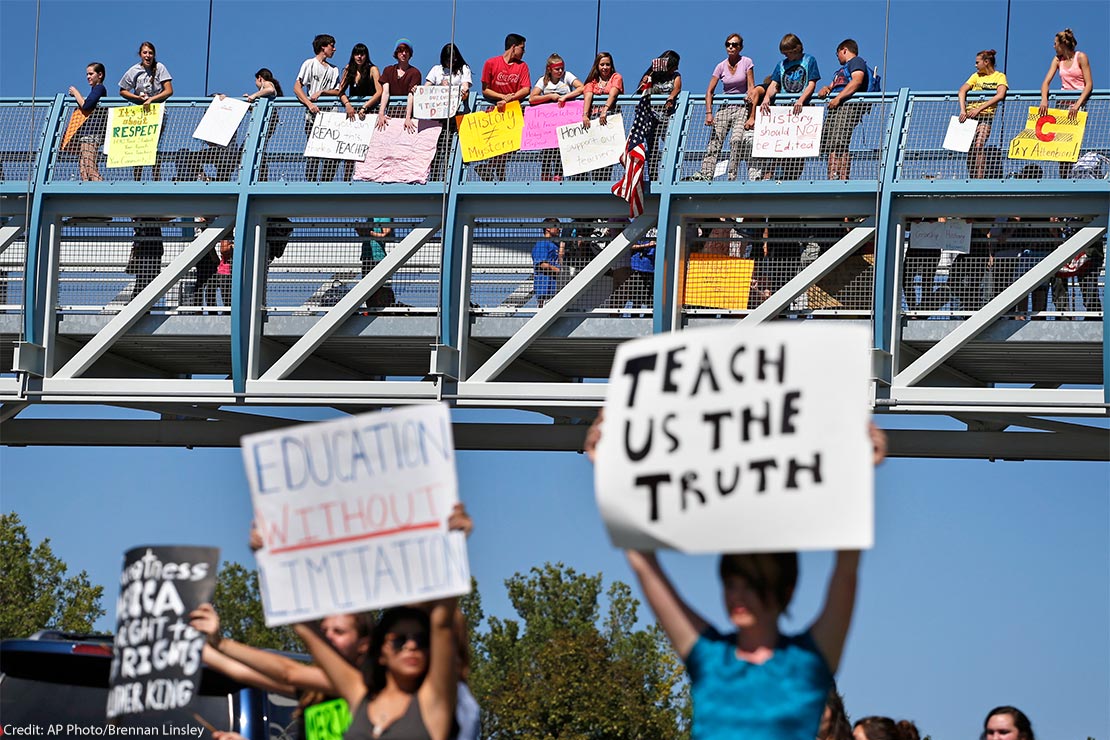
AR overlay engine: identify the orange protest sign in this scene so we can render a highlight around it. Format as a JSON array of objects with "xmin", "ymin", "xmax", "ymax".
[{"xmin": 61, "ymin": 108, "xmax": 89, "ymax": 149}]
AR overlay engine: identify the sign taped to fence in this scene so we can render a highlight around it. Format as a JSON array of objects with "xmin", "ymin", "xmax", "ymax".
[
  {"xmin": 241, "ymin": 403, "xmax": 470, "ymax": 626},
  {"xmin": 457, "ymin": 101, "xmax": 523, "ymax": 162},
  {"xmin": 354, "ymin": 118, "xmax": 441, "ymax": 183},
  {"xmin": 909, "ymin": 219, "xmax": 972, "ymax": 253},
  {"xmin": 413, "ymin": 85, "xmax": 464, "ymax": 120},
  {"xmin": 557, "ymin": 114, "xmax": 625, "ymax": 176},
  {"xmin": 522, "ymin": 100, "xmax": 585, "ymax": 150},
  {"xmin": 192, "ymin": 95, "xmax": 250, "ymax": 147},
  {"xmin": 682, "ymin": 254, "xmax": 755, "ymax": 310},
  {"xmin": 594, "ymin": 324, "xmax": 873, "ymax": 553},
  {"xmin": 107, "ymin": 545, "xmax": 219, "ymax": 720},
  {"xmin": 752, "ymin": 106, "xmax": 825, "ymax": 158},
  {"xmin": 1008, "ymin": 107, "xmax": 1088, "ymax": 163},
  {"xmin": 62, "ymin": 108, "xmax": 89, "ymax": 149},
  {"xmin": 304, "ymin": 111, "xmax": 375, "ymax": 161},
  {"xmin": 106, "ymin": 104, "xmax": 164, "ymax": 167}
]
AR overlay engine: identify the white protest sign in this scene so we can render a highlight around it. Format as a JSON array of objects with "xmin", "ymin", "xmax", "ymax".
[
  {"xmin": 942, "ymin": 116, "xmax": 978, "ymax": 153},
  {"xmin": 304, "ymin": 111, "xmax": 375, "ymax": 161},
  {"xmin": 413, "ymin": 85, "xmax": 463, "ymax": 120},
  {"xmin": 594, "ymin": 324, "xmax": 873, "ymax": 553},
  {"xmin": 556, "ymin": 114, "xmax": 625, "ymax": 177},
  {"xmin": 192, "ymin": 96, "xmax": 250, "ymax": 147},
  {"xmin": 910, "ymin": 219, "xmax": 972, "ymax": 253},
  {"xmin": 240, "ymin": 403, "xmax": 470, "ymax": 626},
  {"xmin": 753, "ymin": 106, "xmax": 825, "ymax": 158}
]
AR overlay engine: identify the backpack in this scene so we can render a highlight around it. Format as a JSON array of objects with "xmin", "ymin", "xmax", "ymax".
[{"xmin": 1071, "ymin": 152, "xmax": 1110, "ymax": 179}]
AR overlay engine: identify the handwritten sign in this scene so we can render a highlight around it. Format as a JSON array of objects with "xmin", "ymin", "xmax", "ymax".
[
  {"xmin": 458, "ymin": 101, "xmax": 523, "ymax": 162},
  {"xmin": 752, "ymin": 106, "xmax": 825, "ymax": 158},
  {"xmin": 354, "ymin": 118, "xmax": 441, "ymax": 183},
  {"xmin": 1008, "ymin": 107, "xmax": 1088, "ymax": 163},
  {"xmin": 413, "ymin": 85, "xmax": 464, "ymax": 120},
  {"xmin": 241, "ymin": 403, "xmax": 470, "ymax": 626},
  {"xmin": 556, "ymin": 114, "xmax": 625, "ymax": 177},
  {"xmin": 522, "ymin": 101, "xmax": 585, "ymax": 151},
  {"xmin": 62, "ymin": 108, "xmax": 89, "ymax": 149},
  {"xmin": 304, "ymin": 111, "xmax": 375, "ymax": 161},
  {"xmin": 910, "ymin": 219, "xmax": 972, "ymax": 253},
  {"xmin": 305, "ymin": 698, "xmax": 352, "ymax": 740},
  {"xmin": 192, "ymin": 96, "xmax": 250, "ymax": 147},
  {"xmin": 682, "ymin": 254, "xmax": 754, "ymax": 310},
  {"xmin": 942, "ymin": 116, "xmax": 978, "ymax": 153},
  {"xmin": 594, "ymin": 324, "xmax": 873, "ymax": 552},
  {"xmin": 107, "ymin": 545, "xmax": 219, "ymax": 720},
  {"xmin": 106, "ymin": 104, "xmax": 164, "ymax": 168}
]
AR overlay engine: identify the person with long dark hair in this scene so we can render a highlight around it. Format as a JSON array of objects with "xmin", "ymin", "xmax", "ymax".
[
  {"xmin": 981, "ymin": 706, "xmax": 1036, "ymax": 740},
  {"xmin": 67, "ymin": 62, "xmax": 107, "ymax": 181},
  {"xmin": 118, "ymin": 41, "xmax": 173, "ymax": 180},
  {"xmin": 425, "ymin": 43, "xmax": 472, "ymax": 181},
  {"xmin": 338, "ymin": 43, "xmax": 382, "ymax": 120}
]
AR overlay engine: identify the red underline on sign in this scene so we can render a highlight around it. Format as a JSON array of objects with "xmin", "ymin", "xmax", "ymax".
[{"xmin": 268, "ymin": 521, "xmax": 441, "ymax": 555}]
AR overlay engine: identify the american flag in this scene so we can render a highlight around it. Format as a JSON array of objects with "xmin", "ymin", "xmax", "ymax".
[{"xmin": 611, "ymin": 94, "xmax": 659, "ymax": 218}]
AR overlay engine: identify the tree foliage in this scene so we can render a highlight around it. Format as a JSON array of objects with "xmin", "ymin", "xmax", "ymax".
[
  {"xmin": 467, "ymin": 562, "xmax": 690, "ymax": 739},
  {"xmin": 213, "ymin": 561, "xmax": 301, "ymax": 652},
  {"xmin": 0, "ymin": 511, "xmax": 105, "ymax": 638}
]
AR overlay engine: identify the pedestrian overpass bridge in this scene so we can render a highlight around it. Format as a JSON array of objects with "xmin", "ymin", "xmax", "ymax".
[{"xmin": 0, "ymin": 89, "xmax": 1106, "ymax": 460}]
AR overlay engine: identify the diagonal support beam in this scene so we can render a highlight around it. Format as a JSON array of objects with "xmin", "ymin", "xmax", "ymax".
[
  {"xmin": 739, "ymin": 226, "xmax": 875, "ymax": 325},
  {"xmin": 467, "ymin": 214, "xmax": 654, "ymax": 383},
  {"xmin": 894, "ymin": 226, "xmax": 1106, "ymax": 387},
  {"xmin": 54, "ymin": 220, "xmax": 233, "ymax": 379},
  {"xmin": 0, "ymin": 223, "xmax": 24, "ymax": 256},
  {"xmin": 260, "ymin": 217, "xmax": 441, "ymax": 381},
  {"xmin": 954, "ymin": 413, "xmax": 1109, "ymax": 436}
]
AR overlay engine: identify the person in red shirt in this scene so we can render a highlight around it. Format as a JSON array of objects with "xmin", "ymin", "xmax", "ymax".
[{"xmin": 481, "ymin": 33, "xmax": 530, "ymax": 111}]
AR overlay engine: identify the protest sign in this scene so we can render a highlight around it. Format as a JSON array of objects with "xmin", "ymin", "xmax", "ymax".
[
  {"xmin": 241, "ymin": 403, "xmax": 470, "ymax": 626},
  {"xmin": 458, "ymin": 102, "xmax": 523, "ymax": 162},
  {"xmin": 192, "ymin": 96, "xmax": 250, "ymax": 147},
  {"xmin": 413, "ymin": 85, "xmax": 463, "ymax": 120},
  {"xmin": 304, "ymin": 111, "xmax": 375, "ymax": 161},
  {"xmin": 522, "ymin": 100, "xmax": 585, "ymax": 150},
  {"xmin": 1008, "ymin": 107, "xmax": 1088, "ymax": 163},
  {"xmin": 106, "ymin": 104, "xmax": 164, "ymax": 168},
  {"xmin": 353, "ymin": 118, "xmax": 441, "ymax": 183},
  {"xmin": 682, "ymin": 254, "xmax": 754, "ymax": 310},
  {"xmin": 305, "ymin": 698, "xmax": 352, "ymax": 740},
  {"xmin": 752, "ymin": 106, "xmax": 825, "ymax": 158},
  {"xmin": 106, "ymin": 545, "xmax": 219, "ymax": 720},
  {"xmin": 594, "ymin": 324, "xmax": 873, "ymax": 553},
  {"xmin": 942, "ymin": 116, "xmax": 978, "ymax": 153},
  {"xmin": 556, "ymin": 113, "xmax": 625, "ymax": 177},
  {"xmin": 62, "ymin": 108, "xmax": 89, "ymax": 149},
  {"xmin": 909, "ymin": 219, "xmax": 972, "ymax": 253}
]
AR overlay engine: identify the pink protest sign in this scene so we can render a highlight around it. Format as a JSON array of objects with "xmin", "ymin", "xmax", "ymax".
[
  {"xmin": 521, "ymin": 101, "xmax": 585, "ymax": 151},
  {"xmin": 354, "ymin": 119, "xmax": 442, "ymax": 184}
]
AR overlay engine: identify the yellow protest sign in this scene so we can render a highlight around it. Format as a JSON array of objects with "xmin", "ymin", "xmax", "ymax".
[
  {"xmin": 682, "ymin": 254, "xmax": 754, "ymax": 310},
  {"xmin": 1007, "ymin": 107, "xmax": 1087, "ymax": 163},
  {"xmin": 61, "ymin": 108, "xmax": 89, "ymax": 150},
  {"xmin": 457, "ymin": 101, "xmax": 523, "ymax": 162},
  {"xmin": 106, "ymin": 104, "xmax": 165, "ymax": 168}
]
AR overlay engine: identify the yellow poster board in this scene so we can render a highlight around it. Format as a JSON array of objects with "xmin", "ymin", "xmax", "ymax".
[
  {"xmin": 106, "ymin": 104, "xmax": 164, "ymax": 168},
  {"xmin": 682, "ymin": 254, "xmax": 754, "ymax": 310},
  {"xmin": 457, "ymin": 101, "xmax": 523, "ymax": 162},
  {"xmin": 1007, "ymin": 107, "xmax": 1087, "ymax": 163},
  {"xmin": 61, "ymin": 108, "xmax": 89, "ymax": 150}
]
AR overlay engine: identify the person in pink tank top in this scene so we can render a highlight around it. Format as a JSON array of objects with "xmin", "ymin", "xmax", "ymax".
[{"xmin": 1038, "ymin": 28, "xmax": 1093, "ymax": 178}]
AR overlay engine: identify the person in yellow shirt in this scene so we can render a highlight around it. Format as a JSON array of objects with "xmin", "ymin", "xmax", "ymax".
[{"xmin": 958, "ymin": 49, "xmax": 1008, "ymax": 179}]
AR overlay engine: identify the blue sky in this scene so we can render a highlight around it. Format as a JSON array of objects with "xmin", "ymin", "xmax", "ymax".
[{"xmin": 2, "ymin": 1, "xmax": 1109, "ymax": 738}]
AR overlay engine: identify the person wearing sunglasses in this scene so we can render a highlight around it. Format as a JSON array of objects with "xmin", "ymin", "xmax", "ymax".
[{"xmin": 693, "ymin": 33, "xmax": 756, "ymax": 182}]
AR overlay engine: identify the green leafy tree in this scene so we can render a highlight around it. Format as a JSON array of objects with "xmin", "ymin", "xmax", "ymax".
[
  {"xmin": 468, "ymin": 562, "xmax": 690, "ymax": 739},
  {"xmin": 213, "ymin": 561, "xmax": 301, "ymax": 652},
  {"xmin": 0, "ymin": 511, "xmax": 105, "ymax": 638}
]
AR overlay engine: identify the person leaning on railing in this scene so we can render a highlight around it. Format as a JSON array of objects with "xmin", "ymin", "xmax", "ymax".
[{"xmin": 118, "ymin": 41, "xmax": 174, "ymax": 182}]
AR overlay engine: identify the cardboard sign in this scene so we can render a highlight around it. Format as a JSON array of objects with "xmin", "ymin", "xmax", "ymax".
[
  {"xmin": 62, "ymin": 108, "xmax": 89, "ymax": 149},
  {"xmin": 353, "ymin": 118, "xmax": 441, "ymax": 183},
  {"xmin": 305, "ymin": 698, "xmax": 352, "ymax": 740},
  {"xmin": 910, "ymin": 219, "xmax": 972, "ymax": 253},
  {"xmin": 752, "ymin": 106, "xmax": 825, "ymax": 158},
  {"xmin": 942, "ymin": 116, "xmax": 978, "ymax": 153},
  {"xmin": 413, "ymin": 85, "xmax": 463, "ymax": 120},
  {"xmin": 241, "ymin": 403, "xmax": 470, "ymax": 626},
  {"xmin": 106, "ymin": 104, "xmax": 164, "ymax": 168},
  {"xmin": 107, "ymin": 545, "xmax": 219, "ymax": 720},
  {"xmin": 458, "ymin": 101, "xmax": 523, "ymax": 162},
  {"xmin": 522, "ymin": 100, "xmax": 585, "ymax": 150},
  {"xmin": 1008, "ymin": 107, "xmax": 1088, "ymax": 163},
  {"xmin": 192, "ymin": 96, "xmax": 250, "ymax": 147},
  {"xmin": 304, "ymin": 111, "xmax": 375, "ymax": 161},
  {"xmin": 556, "ymin": 113, "xmax": 625, "ymax": 177},
  {"xmin": 594, "ymin": 324, "xmax": 873, "ymax": 553},
  {"xmin": 682, "ymin": 254, "xmax": 754, "ymax": 310}
]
